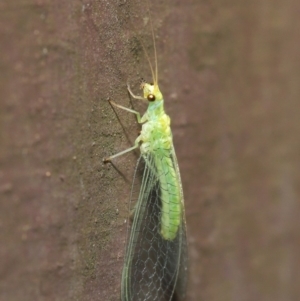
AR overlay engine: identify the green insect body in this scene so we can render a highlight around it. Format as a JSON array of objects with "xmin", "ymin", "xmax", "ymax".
[
  {"xmin": 104, "ymin": 14, "xmax": 188, "ymax": 301},
  {"xmin": 139, "ymin": 83, "xmax": 182, "ymax": 241}
]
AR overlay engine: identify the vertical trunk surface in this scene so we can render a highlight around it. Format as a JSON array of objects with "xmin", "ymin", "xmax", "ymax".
[{"xmin": 0, "ymin": 0, "xmax": 299, "ymax": 300}]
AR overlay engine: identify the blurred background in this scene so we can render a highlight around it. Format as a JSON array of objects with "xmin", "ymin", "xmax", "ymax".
[{"xmin": 0, "ymin": 0, "xmax": 299, "ymax": 300}]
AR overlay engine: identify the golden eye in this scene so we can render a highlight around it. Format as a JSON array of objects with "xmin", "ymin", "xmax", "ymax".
[{"xmin": 147, "ymin": 94, "xmax": 155, "ymax": 102}]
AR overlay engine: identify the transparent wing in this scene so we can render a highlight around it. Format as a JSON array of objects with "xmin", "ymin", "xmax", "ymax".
[
  {"xmin": 121, "ymin": 148, "xmax": 188, "ymax": 301},
  {"xmin": 171, "ymin": 149, "xmax": 188, "ymax": 301}
]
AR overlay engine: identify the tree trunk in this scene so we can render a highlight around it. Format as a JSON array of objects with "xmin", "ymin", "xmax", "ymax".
[{"xmin": 1, "ymin": 0, "xmax": 299, "ymax": 300}]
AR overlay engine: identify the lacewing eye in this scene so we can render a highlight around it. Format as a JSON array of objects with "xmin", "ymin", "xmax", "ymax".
[{"xmin": 147, "ymin": 94, "xmax": 155, "ymax": 102}]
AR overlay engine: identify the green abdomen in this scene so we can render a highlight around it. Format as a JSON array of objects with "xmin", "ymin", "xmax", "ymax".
[{"xmin": 155, "ymin": 153, "xmax": 182, "ymax": 241}]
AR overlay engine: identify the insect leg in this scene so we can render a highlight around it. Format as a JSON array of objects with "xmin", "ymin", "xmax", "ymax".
[
  {"xmin": 103, "ymin": 130, "xmax": 143, "ymax": 164},
  {"xmin": 127, "ymin": 83, "xmax": 144, "ymax": 100},
  {"xmin": 108, "ymin": 99, "xmax": 142, "ymax": 123},
  {"xmin": 103, "ymin": 142, "xmax": 140, "ymax": 163}
]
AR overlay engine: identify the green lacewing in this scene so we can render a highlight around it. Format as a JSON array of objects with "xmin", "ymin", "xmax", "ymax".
[{"xmin": 104, "ymin": 6, "xmax": 188, "ymax": 301}]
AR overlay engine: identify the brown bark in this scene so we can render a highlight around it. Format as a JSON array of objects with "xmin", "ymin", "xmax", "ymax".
[{"xmin": 0, "ymin": 0, "xmax": 299, "ymax": 300}]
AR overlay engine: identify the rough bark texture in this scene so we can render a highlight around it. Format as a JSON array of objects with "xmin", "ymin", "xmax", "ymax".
[{"xmin": 0, "ymin": 0, "xmax": 299, "ymax": 301}]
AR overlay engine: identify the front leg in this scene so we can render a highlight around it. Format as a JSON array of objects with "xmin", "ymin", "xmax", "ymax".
[{"xmin": 127, "ymin": 83, "xmax": 144, "ymax": 100}]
